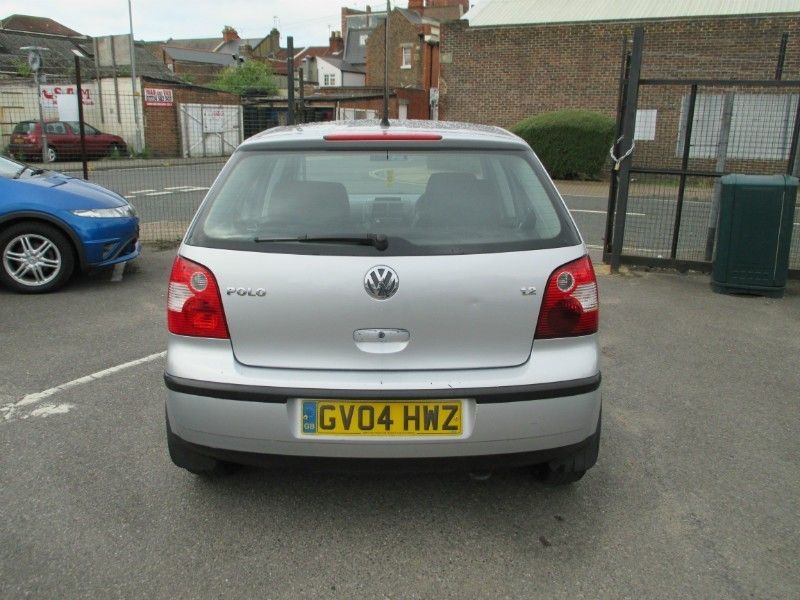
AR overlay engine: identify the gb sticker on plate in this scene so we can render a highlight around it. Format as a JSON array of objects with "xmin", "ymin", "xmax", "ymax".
[{"xmin": 302, "ymin": 401, "xmax": 317, "ymax": 434}]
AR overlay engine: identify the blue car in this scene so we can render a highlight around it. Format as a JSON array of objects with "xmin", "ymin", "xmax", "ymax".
[{"xmin": 0, "ymin": 155, "xmax": 140, "ymax": 293}]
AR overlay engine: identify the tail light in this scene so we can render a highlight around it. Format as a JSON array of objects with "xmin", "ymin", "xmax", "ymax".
[
  {"xmin": 535, "ymin": 255, "xmax": 599, "ymax": 339},
  {"xmin": 167, "ymin": 256, "xmax": 229, "ymax": 338}
]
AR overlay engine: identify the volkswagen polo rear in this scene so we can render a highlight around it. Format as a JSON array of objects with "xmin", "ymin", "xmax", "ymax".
[{"xmin": 165, "ymin": 121, "xmax": 601, "ymax": 483}]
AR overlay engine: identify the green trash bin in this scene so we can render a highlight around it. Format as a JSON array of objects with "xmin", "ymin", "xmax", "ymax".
[{"xmin": 711, "ymin": 174, "xmax": 797, "ymax": 298}]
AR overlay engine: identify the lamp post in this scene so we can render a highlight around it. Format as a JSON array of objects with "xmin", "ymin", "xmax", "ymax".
[{"xmin": 127, "ymin": 0, "xmax": 143, "ymax": 153}]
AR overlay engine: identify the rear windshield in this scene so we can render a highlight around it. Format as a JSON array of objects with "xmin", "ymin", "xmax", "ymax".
[
  {"xmin": 186, "ymin": 150, "xmax": 580, "ymax": 256},
  {"xmin": 13, "ymin": 122, "xmax": 36, "ymax": 134}
]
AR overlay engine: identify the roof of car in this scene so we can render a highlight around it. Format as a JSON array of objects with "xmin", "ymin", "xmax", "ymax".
[{"xmin": 240, "ymin": 120, "xmax": 528, "ymax": 151}]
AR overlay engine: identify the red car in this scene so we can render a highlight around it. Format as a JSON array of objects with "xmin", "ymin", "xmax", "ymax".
[{"xmin": 9, "ymin": 120, "xmax": 128, "ymax": 162}]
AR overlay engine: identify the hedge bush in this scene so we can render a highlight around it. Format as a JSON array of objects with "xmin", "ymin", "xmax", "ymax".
[{"xmin": 510, "ymin": 110, "xmax": 616, "ymax": 180}]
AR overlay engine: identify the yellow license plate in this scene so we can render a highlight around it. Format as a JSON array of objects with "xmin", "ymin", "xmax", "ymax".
[{"xmin": 301, "ymin": 400, "xmax": 462, "ymax": 436}]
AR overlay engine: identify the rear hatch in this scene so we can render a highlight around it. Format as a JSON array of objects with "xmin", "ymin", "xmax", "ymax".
[
  {"xmin": 182, "ymin": 141, "xmax": 583, "ymax": 371},
  {"xmin": 183, "ymin": 246, "xmax": 582, "ymax": 370}
]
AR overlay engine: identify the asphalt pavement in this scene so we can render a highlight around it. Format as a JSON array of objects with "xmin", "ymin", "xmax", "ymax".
[{"xmin": 1, "ymin": 247, "xmax": 798, "ymax": 598}]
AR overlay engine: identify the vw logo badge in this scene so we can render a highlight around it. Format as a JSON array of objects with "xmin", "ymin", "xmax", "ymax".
[{"xmin": 364, "ymin": 265, "xmax": 399, "ymax": 300}]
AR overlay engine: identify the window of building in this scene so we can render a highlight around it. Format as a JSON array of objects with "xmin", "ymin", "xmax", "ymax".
[
  {"xmin": 401, "ymin": 46, "xmax": 411, "ymax": 69},
  {"xmin": 323, "ymin": 73, "xmax": 335, "ymax": 86}
]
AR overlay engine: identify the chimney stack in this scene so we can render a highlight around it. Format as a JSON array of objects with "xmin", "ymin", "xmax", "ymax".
[
  {"xmin": 329, "ymin": 31, "xmax": 344, "ymax": 54},
  {"xmin": 222, "ymin": 26, "xmax": 239, "ymax": 43},
  {"xmin": 408, "ymin": 0, "xmax": 425, "ymax": 10},
  {"xmin": 266, "ymin": 27, "xmax": 281, "ymax": 55}
]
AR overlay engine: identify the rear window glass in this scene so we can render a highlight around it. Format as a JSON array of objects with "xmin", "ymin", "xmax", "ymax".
[
  {"xmin": 13, "ymin": 122, "xmax": 36, "ymax": 134},
  {"xmin": 187, "ymin": 150, "xmax": 580, "ymax": 256}
]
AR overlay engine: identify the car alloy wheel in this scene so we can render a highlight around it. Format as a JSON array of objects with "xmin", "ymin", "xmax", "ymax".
[
  {"xmin": 3, "ymin": 233, "xmax": 63, "ymax": 287},
  {"xmin": 46, "ymin": 146, "xmax": 57, "ymax": 162}
]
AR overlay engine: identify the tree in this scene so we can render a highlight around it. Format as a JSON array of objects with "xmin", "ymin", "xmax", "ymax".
[{"xmin": 209, "ymin": 60, "xmax": 278, "ymax": 96}]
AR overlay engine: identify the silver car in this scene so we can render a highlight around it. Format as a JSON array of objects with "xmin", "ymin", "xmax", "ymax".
[{"xmin": 164, "ymin": 120, "xmax": 601, "ymax": 484}]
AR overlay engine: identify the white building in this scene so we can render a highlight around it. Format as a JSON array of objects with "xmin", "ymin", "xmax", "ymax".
[{"xmin": 314, "ymin": 57, "xmax": 366, "ymax": 88}]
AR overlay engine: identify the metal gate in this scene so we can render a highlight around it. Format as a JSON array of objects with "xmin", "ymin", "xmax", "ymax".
[
  {"xmin": 179, "ymin": 103, "xmax": 243, "ymax": 158},
  {"xmin": 605, "ymin": 28, "xmax": 800, "ymax": 277}
]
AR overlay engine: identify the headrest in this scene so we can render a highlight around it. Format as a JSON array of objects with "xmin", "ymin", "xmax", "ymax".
[{"xmin": 269, "ymin": 181, "xmax": 350, "ymax": 224}]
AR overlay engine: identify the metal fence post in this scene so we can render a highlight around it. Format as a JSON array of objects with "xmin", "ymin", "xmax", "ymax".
[
  {"xmin": 609, "ymin": 27, "xmax": 644, "ymax": 272},
  {"xmin": 74, "ymin": 55, "xmax": 89, "ymax": 180},
  {"xmin": 776, "ymin": 32, "xmax": 789, "ymax": 80},
  {"xmin": 671, "ymin": 84, "xmax": 698, "ymax": 260},
  {"xmin": 787, "ymin": 97, "xmax": 800, "ymax": 176},
  {"xmin": 298, "ymin": 67, "xmax": 305, "ymax": 124},
  {"xmin": 287, "ymin": 36, "xmax": 295, "ymax": 126},
  {"xmin": 704, "ymin": 93, "xmax": 734, "ymax": 261},
  {"xmin": 604, "ymin": 35, "xmax": 629, "ymax": 261}
]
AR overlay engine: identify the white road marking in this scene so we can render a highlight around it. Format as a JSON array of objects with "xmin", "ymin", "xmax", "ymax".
[
  {"xmin": 29, "ymin": 403, "xmax": 75, "ymax": 418},
  {"xmin": 164, "ymin": 186, "xmax": 194, "ymax": 190},
  {"xmin": 144, "ymin": 191, "xmax": 173, "ymax": 196},
  {"xmin": 128, "ymin": 189, "xmax": 156, "ymax": 194},
  {"xmin": 124, "ymin": 195, "xmax": 135, "ymax": 199},
  {"xmin": 569, "ymin": 209, "xmax": 646, "ymax": 216},
  {"xmin": 586, "ymin": 243, "xmax": 671, "ymax": 255},
  {"xmin": 179, "ymin": 186, "xmax": 210, "ymax": 192},
  {"xmin": 560, "ymin": 193, "xmax": 610, "ymax": 201},
  {"xmin": 110, "ymin": 262, "xmax": 126, "ymax": 282},
  {"xmin": 0, "ymin": 351, "xmax": 166, "ymax": 423}
]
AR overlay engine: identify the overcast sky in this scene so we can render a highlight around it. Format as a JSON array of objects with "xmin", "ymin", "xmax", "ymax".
[{"xmin": 1, "ymin": 0, "xmax": 431, "ymax": 47}]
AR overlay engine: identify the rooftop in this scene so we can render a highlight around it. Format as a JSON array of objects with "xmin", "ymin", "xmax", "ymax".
[
  {"xmin": 463, "ymin": 0, "xmax": 800, "ymax": 27},
  {"xmin": 317, "ymin": 56, "xmax": 365, "ymax": 74},
  {"xmin": 0, "ymin": 29, "xmax": 180, "ymax": 81},
  {"xmin": 0, "ymin": 14, "xmax": 83, "ymax": 38},
  {"xmin": 163, "ymin": 46, "xmax": 238, "ymax": 66}
]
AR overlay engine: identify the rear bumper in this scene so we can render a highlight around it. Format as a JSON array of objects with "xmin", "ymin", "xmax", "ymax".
[
  {"xmin": 172, "ymin": 427, "xmax": 600, "ymax": 472},
  {"xmin": 9, "ymin": 143, "xmax": 39, "ymax": 158},
  {"xmin": 165, "ymin": 376, "xmax": 601, "ymax": 461}
]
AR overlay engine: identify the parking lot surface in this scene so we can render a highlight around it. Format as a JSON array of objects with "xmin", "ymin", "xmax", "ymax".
[{"xmin": 1, "ymin": 248, "xmax": 799, "ymax": 598}]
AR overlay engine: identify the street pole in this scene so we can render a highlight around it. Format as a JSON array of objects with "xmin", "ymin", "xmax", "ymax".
[
  {"xmin": 35, "ymin": 73, "xmax": 49, "ymax": 163},
  {"xmin": 74, "ymin": 54, "xmax": 89, "ymax": 179},
  {"xmin": 128, "ymin": 0, "xmax": 143, "ymax": 153},
  {"xmin": 22, "ymin": 47, "xmax": 49, "ymax": 163}
]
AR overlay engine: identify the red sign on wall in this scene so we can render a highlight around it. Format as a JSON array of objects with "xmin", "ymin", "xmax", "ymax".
[
  {"xmin": 144, "ymin": 88, "xmax": 174, "ymax": 107},
  {"xmin": 40, "ymin": 85, "xmax": 94, "ymax": 107}
]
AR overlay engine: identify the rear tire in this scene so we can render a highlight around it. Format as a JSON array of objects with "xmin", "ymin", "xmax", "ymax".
[
  {"xmin": 45, "ymin": 146, "xmax": 57, "ymax": 162},
  {"xmin": 0, "ymin": 222, "xmax": 75, "ymax": 293},
  {"xmin": 532, "ymin": 411, "xmax": 601, "ymax": 485},
  {"xmin": 166, "ymin": 414, "xmax": 236, "ymax": 476}
]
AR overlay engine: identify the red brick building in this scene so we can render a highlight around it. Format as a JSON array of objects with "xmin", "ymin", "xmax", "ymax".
[
  {"xmin": 141, "ymin": 77, "xmax": 240, "ymax": 158},
  {"xmin": 439, "ymin": 1, "xmax": 800, "ymax": 128}
]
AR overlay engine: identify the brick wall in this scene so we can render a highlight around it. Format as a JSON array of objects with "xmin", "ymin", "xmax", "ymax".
[
  {"xmin": 327, "ymin": 88, "xmax": 428, "ymax": 120},
  {"xmin": 142, "ymin": 82, "xmax": 240, "ymax": 158},
  {"xmin": 366, "ymin": 11, "xmax": 425, "ymax": 89},
  {"xmin": 440, "ymin": 15, "xmax": 800, "ymax": 127}
]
